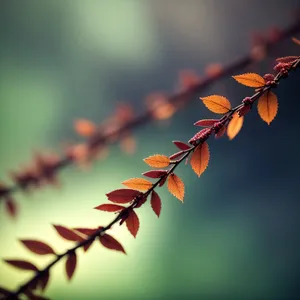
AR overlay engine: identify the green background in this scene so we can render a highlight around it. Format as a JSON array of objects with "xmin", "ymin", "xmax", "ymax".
[{"xmin": 1, "ymin": 1, "xmax": 300, "ymax": 299}]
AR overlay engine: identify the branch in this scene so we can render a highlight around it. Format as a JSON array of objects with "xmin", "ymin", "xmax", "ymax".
[
  {"xmin": 1, "ymin": 19, "xmax": 300, "ymax": 217},
  {"xmin": 2, "ymin": 54, "xmax": 299, "ymax": 300}
]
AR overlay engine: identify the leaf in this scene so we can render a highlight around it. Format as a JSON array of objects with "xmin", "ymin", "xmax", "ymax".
[
  {"xmin": 65, "ymin": 252, "xmax": 77, "ymax": 280},
  {"xmin": 200, "ymin": 95, "xmax": 231, "ymax": 114},
  {"xmin": 142, "ymin": 170, "xmax": 167, "ymax": 178},
  {"xmin": 172, "ymin": 141, "xmax": 191, "ymax": 150},
  {"xmin": 169, "ymin": 151, "xmax": 185, "ymax": 160},
  {"xmin": 20, "ymin": 240, "xmax": 55, "ymax": 256},
  {"xmin": 151, "ymin": 191, "xmax": 161, "ymax": 217},
  {"xmin": 276, "ymin": 56, "xmax": 298, "ymax": 63},
  {"xmin": 292, "ymin": 37, "xmax": 300, "ymax": 45},
  {"xmin": 232, "ymin": 73, "xmax": 265, "ymax": 87},
  {"xmin": 143, "ymin": 154, "xmax": 170, "ymax": 168},
  {"xmin": 38, "ymin": 271, "xmax": 50, "ymax": 291},
  {"xmin": 53, "ymin": 225, "xmax": 84, "ymax": 242},
  {"xmin": 5, "ymin": 197, "xmax": 17, "ymax": 218},
  {"xmin": 74, "ymin": 119, "xmax": 96, "ymax": 137},
  {"xmin": 4, "ymin": 259, "xmax": 38, "ymax": 271},
  {"xmin": 106, "ymin": 189, "xmax": 141, "ymax": 203},
  {"xmin": 215, "ymin": 125, "xmax": 227, "ymax": 139},
  {"xmin": 125, "ymin": 209, "xmax": 140, "ymax": 238},
  {"xmin": 190, "ymin": 142, "xmax": 210, "ymax": 177},
  {"xmin": 83, "ymin": 240, "xmax": 94, "ymax": 252},
  {"xmin": 257, "ymin": 91, "xmax": 278, "ymax": 125},
  {"xmin": 159, "ymin": 176, "xmax": 168, "ymax": 187},
  {"xmin": 194, "ymin": 119, "xmax": 219, "ymax": 127},
  {"xmin": 122, "ymin": 178, "xmax": 152, "ymax": 191},
  {"xmin": 99, "ymin": 234, "xmax": 126, "ymax": 254},
  {"xmin": 167, "ymin": 173, "xmax": 185, "ymax": 202},
  {"xmin": 73, "ymin": 228, "xmax": 98, "ymax": 235},
  {"xmin": 94, "ymin": 204, "xmax": 125, "ymax": 212},
  {"xmin": 227, "ymin": 113, "xmax": 244, "ymax": 140}
]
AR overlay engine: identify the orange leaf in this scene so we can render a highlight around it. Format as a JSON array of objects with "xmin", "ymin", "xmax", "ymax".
[
  {"xmin": 232, "ymin": 73, "xmax": 265, "ymax": 87},
  {"xmin": 4, "ymin": 259, "xmax": 38, "ymax": 271},
  {"xmin": 99, "ymin": 234, "xmax": 126, "ymax": 254},
  {"xmin": 292, "ymin": 37, "xmax": 300, "ymax": 45},
  {"xmin": 227, "ymin": 112, "xmax": 244, "ymax": 140},
  {"xmin": 151, "ymin": 191, "xmax": 161, "ymax": 217},
  {"xmin": 125, "ymin": 209, "xmax": 140, "ymax": 238},
  {"xmin": 200, "ymin": 95, "xmax": 231, "ymax": 114},
  {"xmin": 257, "ymin": 91, "xmax": 278, "ymax": 125},
  {"xmin": 74, "ymin": 119, "xmax": 96, "ymax": 137},
  {"xmin": 53, "ymin": 225, "xmax": 84, "ymax": 242},
  {"xmin": 94, "ymin": 204, "xmax": 125, "ymax": 212},
  {"xmin": 122, "ymin": 178, "xmax": 152, "ymax": 191},
  {"xmin": 167, "ymin": 173, "xmax": 184, "ymax": 202},
  {"xmin": 143, "ymin": 154, "xmax": 170, "ymax": 168},
  {"xmin": 66, "ymin": 252, "xmax": 77, "ymax": 280},
  {"xmin": 20, "ymin": 240, "xmax": 55, "ymax": 256},
  {"xmin": 190, "ymin": 142, "xmax": 210, "ymax": 177}
]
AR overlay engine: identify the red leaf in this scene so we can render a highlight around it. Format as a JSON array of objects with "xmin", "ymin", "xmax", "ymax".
[
  {"xmin": 94, "ymin": 204, "xmax": 125, "ymax": 212},
  {"xmin": 99, "ymin": 234, "xmax": 126, "ymax": 254},
  {"xmin": 159, "ymin": 176, "xmax": 168, "ymax": 187},
  {"xmin": 83, "ymin": 240, "xmax": 94, "ymax": 252},
  {"xmin": 169, "ymin": 151, "xmax": 184, "ymax": 160},
  {"xmin": 5, "ymin": 197, "xmax": 17, "ymax": 218},
  {"xmin": 276, "ymin": 55, "xmax": 298, "ymax": 63},
  {"xmin": 142, "ymin": 170, "xmax": 167, "ymax": 178},
  {"xmin": 151, "ymin": 191, "xmax": 161, "ymax": 217},
  {"xmin": 238, "ymin": 105, "xmax": 251, "ymax": 117},
  {"xmin": 194, "ymin": 119, "xmax": 219, "ymax": 127},
  {"xmin": 172, "ymin": 141, "xmax": 191, "ymax": 150},
  {"xmin": 215, "ymin": 125, "xmax": 227, "ymax": 139},
  {"xmin": 73, "ymin": 228, "xmax": 98, "ymax": 235},
  {"xmin": 106, "ymin": 189, "xmax": 141, "ymax": 204},
  {"xmin": 20, "ymin": 240, "xmax": 55, "ymax": 256},
  {"xmin": 53, "ymin": 225, "xmax": 84, "ymax": 242},
  {"xmin": 65, "ymin": 252, "xmax": 77, "ymax": 280},
  {"xmin": 4, "ymin": 259, "xmax": 38, "ymax": 271},
  {"xmin": 38, "ymin": 270, "xmax": 50, "ymax": 291},
  {"xmin": 125, "ymin": 209, "xmax": 140, "ymax": 238}
]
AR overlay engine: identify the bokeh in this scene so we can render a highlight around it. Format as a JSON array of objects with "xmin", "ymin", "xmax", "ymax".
[{"xmin": 1, "ymin": 1, "xmax": 300, "ymax": 299}]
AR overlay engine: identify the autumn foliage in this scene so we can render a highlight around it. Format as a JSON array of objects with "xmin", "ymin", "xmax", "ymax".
[
  {"xmin": 0, "ymin": 22, "xmax": 299, "ymax": 219},
  {"xmin": 0, "ymin": 32, "xmax": 299, "ymax": 300}
]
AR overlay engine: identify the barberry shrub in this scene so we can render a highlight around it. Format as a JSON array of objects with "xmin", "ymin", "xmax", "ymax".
[{"xmin": 0, "ymin": 44, "xmax": 299, "ymax": 299}]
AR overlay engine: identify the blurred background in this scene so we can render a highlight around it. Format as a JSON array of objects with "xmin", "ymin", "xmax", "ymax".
[{"xmin": 1, "ymin": 0, "xmax": 300, "ymax": 299}]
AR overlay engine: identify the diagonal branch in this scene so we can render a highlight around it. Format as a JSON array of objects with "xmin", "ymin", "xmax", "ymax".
[{"xmin": 3, "ymin": 56, "xmax": 300, "ymax": 300}]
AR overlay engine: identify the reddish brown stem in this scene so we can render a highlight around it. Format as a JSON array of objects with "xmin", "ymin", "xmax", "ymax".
[{"xmin": 4, "ymin": 57, "xmax": 300, "ymax": 300}]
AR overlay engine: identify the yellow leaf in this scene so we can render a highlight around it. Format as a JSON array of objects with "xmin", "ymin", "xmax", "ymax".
[
  {"xmin": 190, "ymin": 142, "xmax": 210, "ymax": 177},
  {"xmin": 227, "ymin": 112, "xmax": 244, "ymax": 140},
  {"xmin": 143, "ymin": 154, "xmax": 170, "ymax": 168},
  {"xmin": 167, "ymin": 173, "xmax": 184, "ymax": 202},
  {"xmin": 257, "ymin": 91, "xmax": 278, "ymax": 125},
  {"xmin": 122, "ymin": 178, "xmax": 152, "ymax": 191},
  {"xmin": 292, "ymin": 37, "xmax": 300, "ymax": 45},
  {"xmin": 200, "ymin": 95, "xmax": 231, "ymax": 114},
  {"xmin": 232, "ymin": 73, "xmax": 265, "ymax": 88}
]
